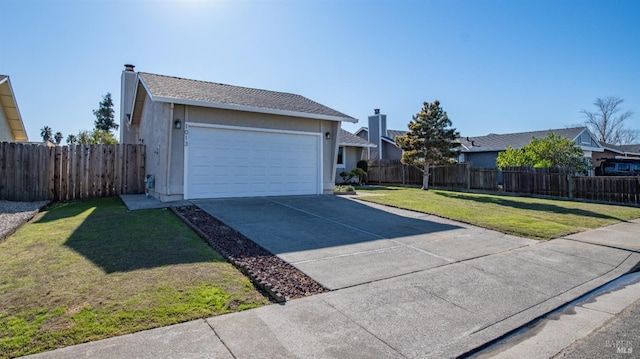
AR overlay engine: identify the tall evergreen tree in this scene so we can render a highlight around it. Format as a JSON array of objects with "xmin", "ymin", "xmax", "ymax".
[
  {"xmin": 395, "ymin": 100, "xmax": 460, "ymax": 190},
  {"xmin": 93, "ymin": 93, "xmax": 118, "ymax": 132}
]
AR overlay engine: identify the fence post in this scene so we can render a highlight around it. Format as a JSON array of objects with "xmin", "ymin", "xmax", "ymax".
[
  {"xmin": 466, "ymin": 163, "xmax": 471, "ymax": 190},
  {"xmin": 567, "ymin": 174, "xmax": 573, "ymax": 199}
]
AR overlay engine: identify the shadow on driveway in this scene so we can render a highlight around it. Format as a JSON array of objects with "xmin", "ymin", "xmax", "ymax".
[
  {"xmin": 194, "ymin": 195, "xmax": 463, "ymax": 256},
  {"xmin": 193, "ymin": 195, "xmax": 482, "ymax": 289}
]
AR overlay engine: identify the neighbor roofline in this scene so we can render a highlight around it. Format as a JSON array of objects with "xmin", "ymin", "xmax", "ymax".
[
  {"xmin": 354, "ymin": 126, "xmax": 368, "ymax": 135},
  {"xmin": 381, "ymin": 136, "xmax": 397, "ymax": 145}
]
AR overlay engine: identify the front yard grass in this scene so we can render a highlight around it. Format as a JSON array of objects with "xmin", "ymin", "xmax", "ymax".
[
  {"xmin": 0, "ymin": 198, "xmax": 269, "ymax": 358},
  {"xmin": 357, "ymin": 186, "xmax": 640, "ymax": 240}
]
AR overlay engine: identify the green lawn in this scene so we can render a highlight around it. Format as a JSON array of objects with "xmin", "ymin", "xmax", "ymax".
[
  {"xmin": 0, "ymin": 198, "xmax": 269, "ymax": 359},
  {"xmin": 357, "ymin": 186, "xmax": 640, "ymax": 240}
]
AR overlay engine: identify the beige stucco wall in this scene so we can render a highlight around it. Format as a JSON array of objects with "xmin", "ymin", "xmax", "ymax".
[
  {"xmin": 135, "ymin": 97, "xmax": 173, "ymax": 200},
  {"xmin": 335, "ymin": 146, "xmax": 365, "ymax": 183},
  {"xmin": 0, "ymin": 105, "xmax": 13, "ymax": 142},
  {"xmin": 136, "ymin": 104, "xmax": 339, "ymax": 200}
]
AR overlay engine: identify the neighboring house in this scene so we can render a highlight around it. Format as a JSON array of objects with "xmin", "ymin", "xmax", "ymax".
[
  {"xmin": 355, "ymin": 109, "xmax": 405, "ymax": 160},
  {"xmin": 457, "ymin": 127, "xmax": 604, "ymax": 169},
  {"xmin": 119, "ymin": 65, "xmax": 357, "ymax": 201},
  {"xmin": 336, "ymin": 128, "xmax": 376, "ymax": 182},
  {"xmin": 595, "ymin": 142, "xmax": 640, "ymax": 168},
  {"xmin": 0, "ymin": 75, "xmax": 28, "ymax": 142}
]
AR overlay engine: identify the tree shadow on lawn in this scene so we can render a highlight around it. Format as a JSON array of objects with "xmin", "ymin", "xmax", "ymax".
[
  {"xmin": 36, "ymin": 198, "xmax": 223, "ymax": 273},
  {"xmin": 434, "ymin": 191, "xmax": 628, "ymax": 222}
]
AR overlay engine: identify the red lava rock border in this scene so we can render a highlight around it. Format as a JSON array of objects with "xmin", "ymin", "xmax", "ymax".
[{"xmin": 171, "ymin": 205, "xmax": 328, "ymax": 303}]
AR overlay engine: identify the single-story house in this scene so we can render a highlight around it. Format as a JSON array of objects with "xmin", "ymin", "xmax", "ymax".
[
  {"xmin": 457, "ymin": 127, "xmax": 604, "ymax": 169},
  {"xmin": 336, "ymin": 128, "xmax": 376, "ymax": 182},
  {"xmin": 355, "ymin": 109, "xmax": 405, "ymax": 161},
  {"xmin": 119, "ymin": 65, "xmax": 357, "ymax": 201},
  {"xmin": 0, "ymin": 75, "xmax": 28, "ymax": 142},
  {"xmin": 595, "ymin": 142, "xmax": 640, "ymax": 168}
]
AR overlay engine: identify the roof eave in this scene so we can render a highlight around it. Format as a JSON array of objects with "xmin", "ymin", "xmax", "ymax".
[
  {"xmin": 0, "ymin": 76, "xmax": 28, "ymax": 142},
  {"xmin": 339, "ymin": 142, "xmax": 377, "ymax": 148},
  {"xmin": 381, "ymin": 137, "xmax": 397, "ymax": 145},
  {"xmin": 354, "ymin": 127, "xmax": 368, "ymax": 135},
  {"xmin": 152, "ymin": 96, "xmax": 357, "ymax": 123}
]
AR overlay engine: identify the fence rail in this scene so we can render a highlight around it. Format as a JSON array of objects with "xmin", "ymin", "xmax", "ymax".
[
  {"xmin": 367, "ymin": 160, "xmax": 640, "ymax": 206},
  {"xmin": 0, "ymin": 142, "xmax": 146, "ymax": 202},
  {"xmin": 367, "ymin": 161, "xmax": 500, "ymax": 191}
]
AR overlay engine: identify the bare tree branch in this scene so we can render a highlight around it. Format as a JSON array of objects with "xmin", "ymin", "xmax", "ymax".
[{"xmin": 582, "ymin": 96, "xmax": 637, "ymax": 145}]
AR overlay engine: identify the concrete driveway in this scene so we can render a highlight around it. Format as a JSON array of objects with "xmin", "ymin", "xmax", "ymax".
[
  {"xmin": 194, "ymin": 195, "xmax": 535, "ymax": 289},
  {"xmin": 27, "ymin": 195, "xmax": 640, "ymax": 359}
]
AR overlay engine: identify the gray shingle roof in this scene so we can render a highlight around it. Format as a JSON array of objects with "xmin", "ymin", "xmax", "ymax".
[
  {"xmin": 356, "ymin": 127, "xmax": 406, "ymax": 141},
  {"xmin": 619, "ymin": 144, "xmax": 640, "ymax": 154},
  {"xmin": 339, "ymin": 129, "xmax": 376, "ymax": 147},
  {"xmin": 138, "ymin": 72, "xmax": 355, "ymax": 122},
  {"xmin": 385, "ymin": 129, "xmax": 407, "ymax": 140},
  {"xmin": 458, "ymin": 127, "xmax": 590, "ymax": 152},
  {"xmin": 602, "ymin": 142, "xmax": 640, "ymax": 155},
  {"xmin": 0, "ymin": 75, "xmax": 7, "ymax": 82}
]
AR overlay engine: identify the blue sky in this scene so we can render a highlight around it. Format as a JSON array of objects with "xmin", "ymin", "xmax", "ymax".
[{"xmin": 2, "ymin": 0, "xmax": 639, "ymax": 142}]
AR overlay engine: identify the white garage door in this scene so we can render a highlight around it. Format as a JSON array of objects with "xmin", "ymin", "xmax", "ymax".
[{"xmin": 185, "ymin": 123, "xmax": 322, "ymax": 199}]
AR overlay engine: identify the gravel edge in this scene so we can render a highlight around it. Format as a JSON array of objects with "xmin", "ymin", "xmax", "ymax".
[
  {"xmin": 170, "ymin": 205, "xmax": 328, "ymax": 303},
  {"xmin": 0, "ymin": 200, "xmax": 50, "ymax": 242}
]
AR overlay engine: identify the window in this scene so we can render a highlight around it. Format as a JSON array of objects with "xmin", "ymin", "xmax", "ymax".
[
  {"xmin": 618, "ymin": 163, "xmax": 631, "ymax": 172},
  {"xmin": 337, "ymin": 146, "xmax": 345, "ymax": 168},
  {"xmin": 581, "ymin": 132, "xmax": 591, "ymax": 145}
]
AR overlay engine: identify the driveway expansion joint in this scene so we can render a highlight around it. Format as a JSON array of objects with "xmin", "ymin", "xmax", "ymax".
[{"xmin": 319, "ymin": 297, "xmax": 408, "ymax": 359}]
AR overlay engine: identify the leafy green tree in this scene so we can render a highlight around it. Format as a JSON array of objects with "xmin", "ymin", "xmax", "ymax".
[
  {"xmin": 66, "ymin": 134, "xmax": 78, "ymax": 145},
  {"xmin": 91, "ymin": 129, "xmax": 118, "ymax": 144},
  {"xmin": 54, "ymin": 132, "xmax": 63, "ymax": 145},
  {"xmin": 395, "ymin": 100, "xmax": 460, "ymax": 190},
  {"xmin": 75, "ymin": 129, "xmax": 118, "ymax": 145},
  {"xmin": 496, "ymin": 133, "xmax": 590, "ymax": 174},
  {"xmin": 40, "ymin": 126, "xmax": 52, "ymax": 143},
  {"xmin": 93, "ymin": 93, "xmax": 118, "ymax": 132}
]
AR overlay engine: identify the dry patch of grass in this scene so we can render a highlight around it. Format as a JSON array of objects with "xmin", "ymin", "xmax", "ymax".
[
  {"xmin": 358, "ymin": 186, "xmax": 640, "ymax": 240},
  {"xmin": 0, "ymin": 198, "xmax": 269, "ymax": 358}
]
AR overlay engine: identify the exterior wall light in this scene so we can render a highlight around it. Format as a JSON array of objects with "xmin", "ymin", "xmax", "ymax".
[
  {"xmin": 174, "ymin": 119, "xmax": 182, "ymax": 129},
  {"xmin": 325, "ymin": 132, "xmax": 331, "ymax": 139}
]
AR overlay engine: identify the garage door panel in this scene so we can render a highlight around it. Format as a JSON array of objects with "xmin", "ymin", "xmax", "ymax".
[{"xmin": 186, "ymin": 125, "xmax": 321, "ymax": 199}]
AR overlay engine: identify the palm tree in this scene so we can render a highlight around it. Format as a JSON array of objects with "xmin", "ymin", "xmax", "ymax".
[
  {"xmin": 54, "ymin": 132, "xmax": 63, "ymax": 145},
  {"xmin": 66, "ymin": 134, "xmax": 78, "ymax": 145},
  {"xmin": 40, "ymin": 126, "xmax": 52, "ymax": 143}
]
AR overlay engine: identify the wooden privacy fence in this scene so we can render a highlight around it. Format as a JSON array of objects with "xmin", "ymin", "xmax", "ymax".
[
  {"xmin": 572, "ymin": 176, "xmax": 640, "ymax": 205},
  {"xmin": 367, "ymin": 161, "xmax": 499, "ymax": 191},
  {"xmin": 502, "ymin": 167, "xmax": 573, "ymax": 197},
  {"xmin": 503, "ymin": 167, "xmax": 640, "ymax": 206},
  {"xmin": 367, "ymin": 161, "xmax": 639, "ymax": 206},
  {"xmin": 0, "ymin": 142, "xmax": 146, "ymax": 202},
  {"xmin": 367, "ymin": 160, "xmax": 423, "ymax": 185}
]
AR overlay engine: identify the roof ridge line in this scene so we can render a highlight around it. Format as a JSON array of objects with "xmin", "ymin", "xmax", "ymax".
[{"xmin": 138, "ymin": 72, "xmax": 304, "ymax": 98}]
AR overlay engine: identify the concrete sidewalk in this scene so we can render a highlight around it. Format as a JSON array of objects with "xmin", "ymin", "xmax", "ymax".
[{"xmin": 23, "ymin": 196, "xmax": 640, "ymax": 359}]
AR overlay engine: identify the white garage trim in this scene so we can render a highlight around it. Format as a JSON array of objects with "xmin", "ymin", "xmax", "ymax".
[{"xmin": 184, "ymin": 122, "xmax": 323, "ymax": 199}]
